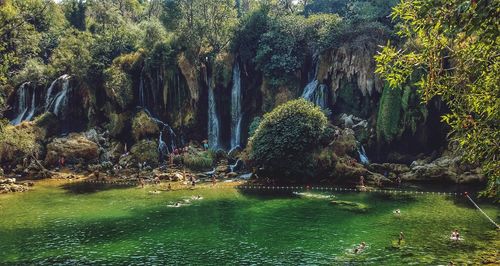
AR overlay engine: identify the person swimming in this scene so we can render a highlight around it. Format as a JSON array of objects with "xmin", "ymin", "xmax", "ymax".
[
  {"xmin": 354, "ymin": 242, "xmax": 366, "ymax": 254},
  {"xmin": 398, "ymin": 232, "xmax": 404, "ymax": 246},
  {"xmin": 450, "ymin": 229, "xmax": 461, "ymax": 241},
  {"xmin": 393, "ymin": 209, "xmax": 401, "ymax": 216}
]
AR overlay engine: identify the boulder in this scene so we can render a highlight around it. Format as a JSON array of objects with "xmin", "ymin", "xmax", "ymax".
[
  {"xmin": 45, "ymin": 133, "xmax": 99, "ymax": 166},
  {"xmin": 0, "ymin": 180, "xmax": 30, "ymax": 194},
  {"xmin": 131, "ymin": 111, "xmax": 159, "ymax": 141},
  {"xmin": 403, "ymin": 154, "xmax": 485, "ymax": 184},
  {"xmin": 368, "ymin": 163, "xmax": 410, "ymax": 175},
  {"xmin": 129, "ymin": 140, "xmax": 158, "ymax": 165},
  {"xmin": 329, "ymin": 128, "xmax": 357, "ymax": 156}
]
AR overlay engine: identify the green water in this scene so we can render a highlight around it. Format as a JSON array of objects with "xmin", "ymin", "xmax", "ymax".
[{"xmin": 0, "ymin": 180, "xmax": 498, "ymax": 265}]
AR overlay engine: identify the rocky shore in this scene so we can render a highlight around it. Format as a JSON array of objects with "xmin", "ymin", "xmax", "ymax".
[{"xmin": 0, "ymin": 120, "xmax": 485, "ymax": 195}]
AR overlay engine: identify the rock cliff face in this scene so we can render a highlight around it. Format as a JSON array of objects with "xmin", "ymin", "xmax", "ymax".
[{"xmin": 5, "ymin": 28, "xmax": 447, "ymax": 167}]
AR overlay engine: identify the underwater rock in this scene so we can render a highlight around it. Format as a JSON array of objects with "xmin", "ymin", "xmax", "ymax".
[
  {"xmin": 330, "ymin": 200, "xmax": 369, "ymax": 213},
  {"xmin": 45, "ymin": 133, "xmax": 99, "ymax": 166}
]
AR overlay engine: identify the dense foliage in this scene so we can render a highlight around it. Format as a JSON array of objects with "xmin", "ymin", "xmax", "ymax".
[
  {"xmin": 375, "ymin": 0, "xmax": 499, "ymax": 196},
  {"xmin": 249, "ymin": 99, "xmax": 328, "ymax": 180}
]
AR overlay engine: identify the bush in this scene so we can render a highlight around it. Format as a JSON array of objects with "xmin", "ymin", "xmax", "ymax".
[
  {"xmin": 183, "ymin": 151, "xmax": 214, "ymax": 171},
  {"xmin": 248, "ymin": 117, "xmax": 261, "ymax": 138},
  {"xmin": 249, "ymin": 99, "xmax": 328, "ymax": 181},
  {"xmin": 130, "ymin": 139, "xmax": 158, "ymax": 165},
  {"xmin": 0, "ymin": 121, "xmax": 41, "ymax": 163}
]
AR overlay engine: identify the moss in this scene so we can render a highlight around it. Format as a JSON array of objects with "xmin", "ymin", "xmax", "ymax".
[
  {"xmin": 376, "ymin": 84, "xmax": 402, "ymax": 143},
  {"xmin": 0, "ymin": 122, "xmax": 42, "ymax": 163},
  {"xmin": 131, "ymin": 111, "xmax": 159, "ymax": 141},
  {"xmin": 130, "ymin": 139, "xmax": 158, "ymax": 165},
  {"xmin": 106, "ymin": 112, "xmax": 131, "ymax": 138},
  {"xmin": 33, "ymin": 112, "xmax": 59, "ymax": 138}
]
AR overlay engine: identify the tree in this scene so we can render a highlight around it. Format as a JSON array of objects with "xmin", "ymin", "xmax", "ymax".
[
  {"xmin": 164, "ymin": 0, "xmax": 238, "ymax": 60},
  {"xmin": 375, "ymin": 0, "xmax": 499, "ymax": 197},
  {"xmin": 249, "ymin": 99, "xmax": 328, "ymax": 180}
]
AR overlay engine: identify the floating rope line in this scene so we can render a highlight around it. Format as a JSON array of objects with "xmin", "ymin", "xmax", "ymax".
[
  {"xmin": 464, "ymin": 192, "xmax": 499, "ymax": 229},
  {"xmin": 77, "ymin": 180, "xmax": 471, "ymax": 197},
  {"xmin": 235, "ymin": 185, "xmax": 465, "ymax": 197}
]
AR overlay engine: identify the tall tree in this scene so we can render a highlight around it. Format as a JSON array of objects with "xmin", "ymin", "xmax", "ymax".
[{"xmin": 375, "ymin": 0, "xmax": 499, "ymax": 197}]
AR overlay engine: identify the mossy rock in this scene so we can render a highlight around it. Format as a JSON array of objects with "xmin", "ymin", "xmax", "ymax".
[
  {"xmin": 330, "ymin": 200, "xmax": 369, "ymax": 213},
  {"xmin": 45, "ymin": 133, "xmax": 99, "ymax": 166},
  {"xmin": 106, "ymin": 112, "xmax": 131, "ymax": 138},
  {"xmin": 33, "ymin": 112, "xmax": 60, "ymax": 138},
  {"xmin": 130, "ymin": 139, "xmax": 158, "ymax": 165},
  {"xmin": 131, "ymin": 111, "xmax": 159, "ymax": 141},
  {"xmin": 0, "ymin": 122, "xmax": 43, "ymax": 163}
]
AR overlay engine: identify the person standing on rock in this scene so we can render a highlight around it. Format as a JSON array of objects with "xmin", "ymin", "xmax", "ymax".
[
  {"xmin": 396, "ymin": 175, "xmax": 402, "ymax": 187},
  {"xmin": 58, "ymin": 156, "xmax": 65, "ymax": 169},
  {"xmin": 359, "ymin": 175, "xmax": 365, "ymax": 187}
]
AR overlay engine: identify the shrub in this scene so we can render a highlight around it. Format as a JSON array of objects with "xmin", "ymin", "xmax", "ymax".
[
  {"xmin": 0, "ymin": 120, "xmax": 41, "ymax": 163},
  {"xmin": 248, "ymin": 117, "xmax": 261, "ymax": 138},
  {"xmin": 249, "ymin": 99, "xmax": 328, "ymax": 181},
  {"xmin": 130, "ymin": 139, "xmax": 158, "ymax": 165},
  {"xmin": 183, "ymin": 151, "xmax": 214, "ymax": 171}
]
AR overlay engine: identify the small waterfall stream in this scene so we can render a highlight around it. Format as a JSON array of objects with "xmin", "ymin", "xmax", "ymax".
[
  {"xmin": 230, "ymin": 62, "xmax": 243, "ymax": 149},
  {"xmin": 301, "ymin": 58, "xmax": 328, "ymax": 109},
  {"xmin": 207, "ymin": 77, "xmax": 220, "ymax": 149},
  {"xmin": 11, "ymin": 82, "xmax": 35, "ymax": 125},
  {"xmin": 46, "ymin": 74, "xmax": 71, "ymax": 118},
  {"xmin": 358, "ymin": 144, "xmax": 370, "ymax": 165}
]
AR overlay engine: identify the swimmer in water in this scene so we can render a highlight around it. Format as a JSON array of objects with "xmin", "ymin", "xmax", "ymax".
[
  {"xmin": 398, "ymin": 232, "xmax": 404, "ymax": 246},
  {"xmin": 393, "ymin": 209, "xmax": 401, "ymax": 216},
  {"xmin": 354, "ymin": 242, "xmax": 366, "ymax": 254},
  {"xmin": 450, "ymin": 229, "xmax": 460, "ymax": 241}
]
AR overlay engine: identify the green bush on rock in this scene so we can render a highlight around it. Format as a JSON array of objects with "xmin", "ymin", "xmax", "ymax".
[
  {"xmin": 249, "ymin": 99, "xmax": 328, "ymax": 180},
  {"xmin": 131, "ymin": 111, "xmax": 159, "ymax": 141},
  {"xmin": 183, "ymin": 151, "xmax": 214, "ymax": 171}
]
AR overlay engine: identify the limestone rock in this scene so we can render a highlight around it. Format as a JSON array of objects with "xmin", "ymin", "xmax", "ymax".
[
  {"xmin": 45, "ymin": 133, "xmax": 99, "ymax": 166},
  {"xmin": 403, "ymin": 154, "xmax": 485, "ymax": 184}
]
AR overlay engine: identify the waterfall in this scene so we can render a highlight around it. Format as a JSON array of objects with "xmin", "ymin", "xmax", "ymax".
[
  {"xmin": 25, "ymin": 89, "xmax": 36, "ymax": 122},
  {"xmin": 11, "ymin": 82, "xmax": 35, "ymax": 125},
  {"xmin": 230, "ymin": 159, "xmax": 243, "ymax": 172},
  {"xmin": 47, "ymin": 75, "xmax": 71, "ymax": 117},
  {"xmin": 301, "ymin": 59, "xmax": 328, "ymax": 109},
  {"xmin": 230, "ymin": 62, "xmax": 243, "ymax": 149},
  {"xmin": 142, "ymin": 108, "xmax": 177, "ymax": 154},
  {"xmin": 358, "ymin": 145, "xmax": 370, "ymax": 165},
  {"xmin": 158, "ymin": 130, "xmax": 169, "ymax": 162},
  {"xmin": 207, "ymin": 78, "xmax": 220, "ymax": 149},
  {"xmin": 45, "ymin": 74, "xmax": 69, "ymax": 110}
]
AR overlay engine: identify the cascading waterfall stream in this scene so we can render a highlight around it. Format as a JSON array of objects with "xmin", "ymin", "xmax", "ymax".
[
  {"xmin": 207, "ymin": 77, "xmax": 220, "ymax": 149},
  {"xmin": 230, "ymin": 62, "xmax": 243, "ymax": 149},
  {"xmin": 301, "ymin": 58, "xmax": 328, "ymax": 109},
  {"xmin": 11, "ymin": 82, "xmax": 34, "ymax": 125},
  {"xmin": 358, "ymin": 144, "xmax": 370, "ymax": 165},
  {"xmin": 46, "ymin": 74, "xmax": 71, "ymax": 118}
]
